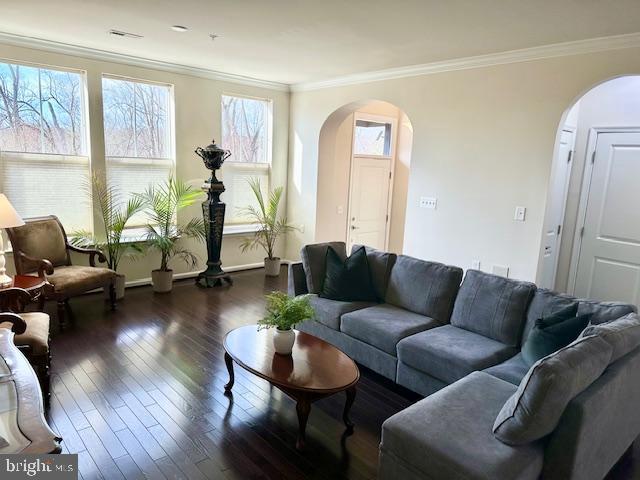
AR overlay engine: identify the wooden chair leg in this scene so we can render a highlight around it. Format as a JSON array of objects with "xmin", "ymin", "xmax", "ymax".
[
  {"xmin": 57, "ymin": 300, "xmax": 66, "ymax": 332},
  {"xmin": 109, "ymin": 283, "xmax": 117, "ymax": 311}
]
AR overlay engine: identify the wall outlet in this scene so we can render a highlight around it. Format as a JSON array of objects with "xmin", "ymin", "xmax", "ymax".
[
  {"xmin": 337, "ymin": 205, "xmax": 344, "ymax": 215},
  {"xmin": 420, "ymin": 197, "xmax": 437, "ymax": 209},
  {"xmin": 492, "ymin": 264, "xmax": 510, "ymax": 278},
  {"xmin": 514, "ymin": 206, "xmax": 526, "ymax": 222},
  {"xmin": 471, "ymin": 260, "xmax": 481, "ymax": 270}
]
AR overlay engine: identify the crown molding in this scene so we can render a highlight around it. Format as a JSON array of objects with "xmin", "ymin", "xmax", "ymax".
[
  {"xmin": 0, "ymin": 31, "xmax": 289, "ymax": 92},
  {"xmin": 291, "ymin": 32, "xmax": 640, "ymax": 92}
]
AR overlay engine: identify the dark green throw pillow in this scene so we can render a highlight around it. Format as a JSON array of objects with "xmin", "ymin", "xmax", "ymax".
[
  {"xmin": 319, "ymin": 246, "xmax": 378, "ymax": 302},
  {"xmin": 537, "ymin": 303, "xmax": 578, "ymax": 328},
  {"xmin": 522, "ymin": 304, "xmax": 591, "ymax": 366}
]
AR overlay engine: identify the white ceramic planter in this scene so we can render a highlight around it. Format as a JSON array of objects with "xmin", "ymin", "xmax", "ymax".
[
  {"xmin": 264, "ymin": 257, "xmax": 281, "ymax": 277},
  {"xmin": 273, "ymin": 328, "xmax": 295, "ymax": 355},
  {"xmin": 152, "ymin": 269, "xmax": 174, "ymax": 293}
]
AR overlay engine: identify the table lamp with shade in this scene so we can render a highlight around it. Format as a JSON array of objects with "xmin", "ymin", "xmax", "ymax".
[{"xmin": 0, "ymin": 194, "xmax": 25, "ymax": 287}]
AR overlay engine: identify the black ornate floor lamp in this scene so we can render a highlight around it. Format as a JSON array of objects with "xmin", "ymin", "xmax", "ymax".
[{"xmin": 195, "ymin": 139, "xmax": 233, "ymax": 287}]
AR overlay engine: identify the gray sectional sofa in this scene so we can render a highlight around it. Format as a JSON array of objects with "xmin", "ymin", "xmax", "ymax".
[{"xmin": 288, "ymin": 242, "xmax": 640, "ymax": 480}]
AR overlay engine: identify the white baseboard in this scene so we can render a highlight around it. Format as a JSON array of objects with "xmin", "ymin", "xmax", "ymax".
[{"xmin": 124, "ymin": 259, "xmax": 295, "ymax": 288}]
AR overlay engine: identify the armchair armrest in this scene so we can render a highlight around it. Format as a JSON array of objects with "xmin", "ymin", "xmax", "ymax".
[
  {"xmin": 17, "ymin": 252, "xmax": 54, "ymax": 278},
  {"xmin": 0, "ymin": 312, "xmax": 27, "ymax": 335},
  {"xmin": 0, "ymin": 287, "xmax": 32, "ymax": 313},
  {"xmin": 66, "ymin": 244, "xmax": 107, "ymax": 267}
]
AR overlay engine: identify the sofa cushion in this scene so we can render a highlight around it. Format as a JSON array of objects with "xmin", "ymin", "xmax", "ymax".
[
  {"xmin": 451, "ymin": 270, "xmax": 536, "ymax": 347},
  {"xmin": 577, "ymin": 300, "xmax": 636, "ymax": 325},
  {"xmin": 307, "ymin": 294, "xmax": 376, "ymax": 331},
  {"xmin": 300, "ymin": 242, "xmax": 346, "ymax": 294},
  {"xmin": 397, "ymin": 325, "xmax": 517, "ymax": 384},
  {"xmin": 351, "ymin": 244, "xmax": 396, "ymax": 301},
  {"xmin": 521, "ymin": 312, "xmax": 591, "ymax": 367},
  {"xmin": 380, "ymin": 371, "xmax": 544, "ymax": 480},
  {"xmin": 385, "ymin": 255, "xmax": 462, "ymax": 322},
  {"xmin": 522, "ymin": 289, "xmax": 577, "ymax": 344},
  {"xmin": 319, "ymin": 246, "xmax": 377, "ymax": 302},
  {"xmin": 582, "ymin": 312, "xmax": 640, "ymax": 363},
  {"xmin": 493, "ymin": 334, "xmax": 612, "ymax": 445},
  {"xmin": 484, "ymin": 353, "xmax": 530, "ymax": 385},
  {"xmin": 341, "ymin": 304, "xmax": 439, "ymax": 355}
]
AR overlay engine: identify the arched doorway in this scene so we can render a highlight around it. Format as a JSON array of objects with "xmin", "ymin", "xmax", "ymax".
[
  {"xmin": 316, "ymin": 100, "xmax": 413, "ymax": 253},
  {"xmin": 538, "ymin": 75, "xmax": 640, "ymax": 306}
]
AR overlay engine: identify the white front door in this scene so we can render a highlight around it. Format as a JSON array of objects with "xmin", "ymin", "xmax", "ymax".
[
  {"xmin": 539, "ymin": 128, "xmax": 575, "ymax": 289},
  {"xmin": 347, "ymin": 113, "xmax": 396, "ymax": 251},
  {"xmin": 348, "ymin": 157, "xmax": 391, "ymax": 250},
  {"xmin": 574, "ymin": 131, "xmax": 640, "ymax": 305}
]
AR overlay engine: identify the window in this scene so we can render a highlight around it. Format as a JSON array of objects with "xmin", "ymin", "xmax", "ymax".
[
  {"xmin": 354, "ymin": 119, "xmax": 392, "ymax": 156},
  {"xmin": 0, "ymin": 61, "xmax": 90, "ymax": 231},
  {"xmin": 220, "ymin": 95, "xmax": 272, "ymax": 224},
  {"xmin": 102, "ymin": 76, "xmax": 174, "ymax": 227}
]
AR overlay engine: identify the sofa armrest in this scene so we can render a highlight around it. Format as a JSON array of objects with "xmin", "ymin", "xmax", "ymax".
[
  {"xmin": 380, "ymin": 371, "xmax": 543, "ymax": 480},
  {"xmin": 288, "ymin": 262, "xmax": 308, "ymax": 297}
]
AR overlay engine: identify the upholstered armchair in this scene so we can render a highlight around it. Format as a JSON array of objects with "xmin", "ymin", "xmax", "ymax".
[
  {"xmin": 6, "ymin": 215, "xmax": 116, "ymax": 328},
  {"xmin": 0, "ymin": 287, "xmax": 51, "ymax": 405}
]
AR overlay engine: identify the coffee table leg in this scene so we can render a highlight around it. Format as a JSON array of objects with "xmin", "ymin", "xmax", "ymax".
[
  {"xmin": 224, "ymin": 351, "xmax": 234, "ymax": 393},
  {"xmin": 295, "ymin": 398, "xmax": 311, "ymax": 450},
  {"xmin": 343, "ymin": 386, "xmax": 356, "ymax": 433}
]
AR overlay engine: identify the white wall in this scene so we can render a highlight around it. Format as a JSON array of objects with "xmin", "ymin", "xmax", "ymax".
[
  {"xmin": 315, "ymin": 100, "xmax": 412, "ymax": 253},
  {"xmin": 287, "ymin": 48, "xmax": 640, "ymax": 281},
  {"xmin": 0, "ymin": 42, "xmax": 290, "ymax": 284},
  {"xmin": 556, "ymin": 75, "xmax": 640, "ymax": 291}
]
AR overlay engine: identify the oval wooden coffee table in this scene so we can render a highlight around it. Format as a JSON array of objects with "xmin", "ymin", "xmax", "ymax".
[{"xmin": 223, "ymin": 325, "xmax": 359, "ymax": 450}]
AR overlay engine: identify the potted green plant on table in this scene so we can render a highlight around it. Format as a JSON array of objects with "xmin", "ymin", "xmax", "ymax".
[
  {"xmin": 72, "ymin": 173, "xmax": 145, "ymax": 300},
  {"xmin": 138, "ymin": 177, "xmax": 206, "ymax": 293},
  {"xmin": 259, "ymin": 291, "xmax": 314, "ymax": 355},
  {"xmin": 239, "ymin": 179, "xmax": 295, "ymax": 277}
]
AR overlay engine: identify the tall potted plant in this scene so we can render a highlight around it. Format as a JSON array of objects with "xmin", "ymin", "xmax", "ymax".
[
  {"xmin": 72, "ymin": 173, "xmax": 145, "ymax": 299},
  {"xmin": 240, "ymin": 179, "xmax": 295, "ymax": 277},
  {"xmin": 138, "ymin": 177, "xmax": 207, "ymax": 293},
  {"xmin": 259, "ymin": 291, "xmax": 314, "ymax": 355}
]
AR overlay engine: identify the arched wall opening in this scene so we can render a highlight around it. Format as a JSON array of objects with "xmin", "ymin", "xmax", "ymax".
[
  {"xmin": 316, "ymin": 100, "xmax": 413, "ymax": 253},
  {"xmin": 538, "ymin": 75, "xmax": 640, "ymax": 304}
]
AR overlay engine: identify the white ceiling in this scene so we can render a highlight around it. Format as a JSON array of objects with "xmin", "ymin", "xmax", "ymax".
[{"xmin": 1, "ymin": 0, "xmax": 640, "ymax": 85}]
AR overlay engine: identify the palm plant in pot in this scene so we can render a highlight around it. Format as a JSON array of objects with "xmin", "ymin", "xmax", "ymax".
[
  {"xmin": 258, "ymin": 291, "xmax": 314, "ymax": 355},
  {"xmin": 239, "ymin": 179, "xmax": 295, "ymax": 277},
  {"xmin": 138, "ymin": 177, "xmax": 206, "ymax": 293},
  {"xmin": 72, "ymin": 173, "xmax": 145, "ymax": 300}
]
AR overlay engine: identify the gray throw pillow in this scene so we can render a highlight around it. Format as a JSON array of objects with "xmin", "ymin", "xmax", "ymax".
[
  {"xmin": 493, "ymin": 334, "xmax": 612, "ymax": 445},
  {"xmin": 300, "ymin": 242, "xmax": 346, "ymax": 294},
  {"xmin": 581, "ymin": 313, "xmax": 640, "ymax": 363}
]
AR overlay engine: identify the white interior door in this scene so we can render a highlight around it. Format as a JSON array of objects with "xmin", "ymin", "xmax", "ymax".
[
  {"xmin": 574, "ymin": 131, "xmax": 640, "ymax": 305},
  {"xmin": 348, "ymin": 157, "xmax": 391, "ymax": 250},
  {"xmin": 539, "ymin": 128, "xmax": 575, "ymax": 289},
  {"xmin": 347, "ymin": 113, "xmax": 396, "ymax": 251}
]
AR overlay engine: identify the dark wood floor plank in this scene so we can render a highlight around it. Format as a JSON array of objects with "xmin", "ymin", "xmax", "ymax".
[
  {"xmin": 77, "ymin": 427, "xmax": 125, "ymax": 480},
  {"xmin": 114, "ymin": 428, "xmax": 167, "ymax": 480},
  {"xmin": 114, "ymin": 405, "xmax": 167, "ymax": 460},
  {"xmin": 84, "ymin": 409, "xmax": 128, "ymax": 459}
]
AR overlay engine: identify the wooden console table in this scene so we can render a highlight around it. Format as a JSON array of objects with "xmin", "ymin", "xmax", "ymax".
[{"xmin": 0, "ymin": 329, "xmax": 60, "ymax": 453}]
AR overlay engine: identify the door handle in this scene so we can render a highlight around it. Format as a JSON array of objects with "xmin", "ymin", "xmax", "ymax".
[{"xmin": 351, "ymin": 225, "xmax": 359, "ymax": 230}]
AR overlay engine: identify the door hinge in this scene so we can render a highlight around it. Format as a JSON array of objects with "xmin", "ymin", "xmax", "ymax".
[
  {"xmin": 389, "ymin": 171, "xmax": 392, "ymax": 180},
  {"xmin": 557, "ymin": 224, "xmax": 562, "ymax": 235},
  {"xmin": 580, "ymin": 226, "xmax": 585, "ymax": 237},
  {"xmin": 591, "ymin": 151, "xmax": 596, "ymax": 164},
  {"xmin": 386, "ymin": 214, "xmax": 389, "ymax": 223},
  {"xmin": 567, "ymin": 150, "xmax": 573, "ymax": 163}
]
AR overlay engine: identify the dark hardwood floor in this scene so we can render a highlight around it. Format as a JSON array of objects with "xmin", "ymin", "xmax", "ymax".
[{"xmin": 43, "ymin": 267, "xmax": 639, "ymax": 479}]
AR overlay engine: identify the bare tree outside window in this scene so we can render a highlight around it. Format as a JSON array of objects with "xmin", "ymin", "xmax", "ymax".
[
  {"xmin": 0, "ymin": 62, "xmax": 85, "ymax": 155},
  {"xmin": 221, "ymin": 95, "xmax": 271, "ymax": 164},
  {"xmin": 102, "ymin": 77, "xmax": 171, "ymax": 159}
]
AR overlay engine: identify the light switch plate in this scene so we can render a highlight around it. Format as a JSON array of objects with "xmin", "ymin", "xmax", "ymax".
[
  {"xmin": 420, "ymin": 197, "xmax": 437, "ymax": 209},
  {"xmin": 514, "ymin": 206, "xmax": 526, "ymax": 222},
  {"xmin": 492, "ymin": 265, "xmax": 510, "ymax": 278}
]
